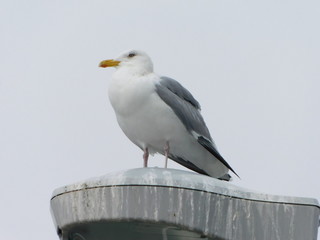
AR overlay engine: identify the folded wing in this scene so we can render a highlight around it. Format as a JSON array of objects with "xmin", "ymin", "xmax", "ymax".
[{"xmin": 155, "ymin": 76, "xmax": 238, "ymax": 178}]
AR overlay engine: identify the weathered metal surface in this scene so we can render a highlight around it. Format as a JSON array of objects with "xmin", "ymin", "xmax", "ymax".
[{"xmin": 50, "ymin": 168, "xmax": 319, "ymax": 240}]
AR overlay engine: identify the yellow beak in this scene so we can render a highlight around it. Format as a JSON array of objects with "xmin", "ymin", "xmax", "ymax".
[{"xmin": 99, "ymin": 59, "xmax": 120, "ymax": 68}]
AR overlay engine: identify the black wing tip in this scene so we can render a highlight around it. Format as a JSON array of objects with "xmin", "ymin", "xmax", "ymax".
[
  {"xmin": 171, "ymin": 155, "xmax": 237, "ymax": 182},
  {"xmin": 231, "ymin": 169, "xmax": 241, "ymax": 179},
  {"xmin": 171, "ymin": 155, "xmax": 210, "ymax": 176},
  {"xmin": 197, "ymin": 136, "xmax": 240, "ymax": 179}
]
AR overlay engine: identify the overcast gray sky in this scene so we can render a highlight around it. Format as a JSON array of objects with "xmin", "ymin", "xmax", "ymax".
[{"xmin": 0, "ymin": 1, "xmax": 319, "ymax": 239}]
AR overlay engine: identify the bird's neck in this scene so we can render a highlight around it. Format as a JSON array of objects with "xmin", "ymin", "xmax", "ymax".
[
  {"xmin": 108, "ymin": 71, "xmax": 156, "ymax": 117},
  {"xmin": 115, "ymin": 65, "xmax": 153, "ymax": 77}
]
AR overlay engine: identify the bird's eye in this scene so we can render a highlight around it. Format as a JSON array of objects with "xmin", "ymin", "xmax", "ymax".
[{"xmin": 128, "ymin": 53, "xmax": 136, "ymax": 58}]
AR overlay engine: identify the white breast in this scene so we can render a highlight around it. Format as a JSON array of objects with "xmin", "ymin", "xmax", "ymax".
[{"xmin": 108, "ymin": 71, "xmax": 187, "ymax": 154}]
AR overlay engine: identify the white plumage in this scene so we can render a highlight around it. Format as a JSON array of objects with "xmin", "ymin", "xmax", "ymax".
[{"xmin": 100, "ymin": 50, "xmax": 238, "ymax": 180}]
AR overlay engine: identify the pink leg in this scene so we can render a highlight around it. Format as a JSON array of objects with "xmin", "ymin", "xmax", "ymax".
[
  {"xmin": 164, "ymin": 142, "xmax": 169, "ymax": 168},
  {"xmin": 143, "ymin": 148, "xmax": 149, "ymax": 168}
]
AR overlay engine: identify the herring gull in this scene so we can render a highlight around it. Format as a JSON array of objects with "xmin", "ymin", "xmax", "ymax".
[{"xmin": 99, "ymin": 50, "xmax": 238, "ymax": 180}]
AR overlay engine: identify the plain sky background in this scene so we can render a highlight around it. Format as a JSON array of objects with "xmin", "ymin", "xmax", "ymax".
[{"xmin": 1, "ymin": 1, "xmax": 319, "ymax": 239}]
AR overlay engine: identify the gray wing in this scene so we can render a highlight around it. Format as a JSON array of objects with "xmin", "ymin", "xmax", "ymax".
[
  {"xmin": 156, "ymin": 76, "xmax": 212, "ymax": 141},
  {"xmin": 155, "ymin": 76, "xmax": 239, "ymax": 178}
]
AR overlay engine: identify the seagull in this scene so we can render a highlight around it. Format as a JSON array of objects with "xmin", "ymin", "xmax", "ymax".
[{"xmin": 99, "ymin": 50, "xmax": 238, "ymax": 180}]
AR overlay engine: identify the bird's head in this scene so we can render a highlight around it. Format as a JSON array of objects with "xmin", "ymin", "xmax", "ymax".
[{"xmin": 99, "ymin": 50, "xmax": 154, "ymax": 76}]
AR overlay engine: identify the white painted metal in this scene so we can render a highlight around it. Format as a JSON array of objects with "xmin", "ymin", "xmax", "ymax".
[{"xmin": 51, "ymin": 168, "xmax": 319, "ymax": 240}]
